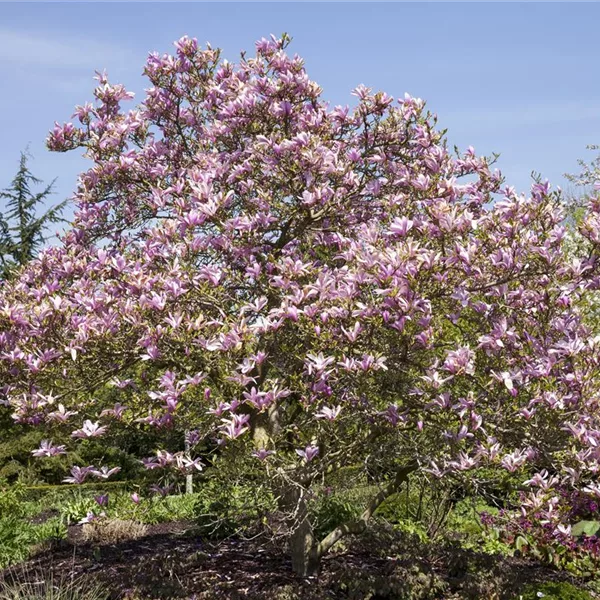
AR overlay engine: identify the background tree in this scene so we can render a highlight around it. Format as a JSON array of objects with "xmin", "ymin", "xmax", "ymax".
[
  {"xmin": 0, "ymin": 151, "xmax": 66, "ymax": 279},
  {"xmin": 562, "ymin": 146, "xmax": 600, "ymax": 331},
  {"xmin": 0, "ymin": 152, "xmax": 67, "ymax": 485},
  {"xmin": 2, "ymin": 35, "xmax": 600, "ymax": 577}
]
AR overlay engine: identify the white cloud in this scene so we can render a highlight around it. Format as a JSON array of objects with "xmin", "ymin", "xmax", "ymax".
[{"xmin": 0, "ymin": 28, "xmax": 133, "ymax": 71}]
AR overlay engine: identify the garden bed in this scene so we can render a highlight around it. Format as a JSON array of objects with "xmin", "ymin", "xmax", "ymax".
[{"xmin": 2, "ymin": 521, "xmax": 591, "ymax": 599}]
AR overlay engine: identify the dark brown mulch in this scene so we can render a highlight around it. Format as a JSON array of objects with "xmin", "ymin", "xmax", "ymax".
[{"xmin": 1, "ymin": 521, "xmax": 592, "ymax": 600}]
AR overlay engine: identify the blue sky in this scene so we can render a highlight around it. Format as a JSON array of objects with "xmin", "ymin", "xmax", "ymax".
[{"xmin": 0, "ymin": 2, "xmax": 599, "ymax": 223}]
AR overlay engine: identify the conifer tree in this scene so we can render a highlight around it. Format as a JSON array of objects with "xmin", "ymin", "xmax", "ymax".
[{"xmin": 0, "ymin": 151, "xmax": 66, "ymax": 279}]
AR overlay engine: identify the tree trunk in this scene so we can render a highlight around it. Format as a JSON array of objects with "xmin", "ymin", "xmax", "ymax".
[
  {"xmin": 184, "ymin": 430, "xmax": 193, "ymax": 494},
  {"xmin": 289, "ymin": 514, "xmax": 320, "ymax": 577},
  {"xmin": 251, "ymin": 402, "xmax": 281, "ymax": 449},
  {"xmin": 282, "ymin": 462, "xmax": 418, "ymax": 576},
  {"xmin": 280, "ymin": 481, "xmax": 321, "ymax": 577}
]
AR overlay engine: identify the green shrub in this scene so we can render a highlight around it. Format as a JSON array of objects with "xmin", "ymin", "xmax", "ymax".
[
  {"xmin": 312, "ymin": 491, "xmax": 359, "ymax": 541},
  {"xmin": 373, "ymin": 475, "xmax": 459, "ymax": 539},
  {"xmin": 0, "ymin": 480, "xmax": 27, "ymax": 518},
  {"xmin": 59, "ymin": 496, "xmax": 98, "ymax": 526},
  {"xmin": 194, "ymin": 477, "xmax": 276, "ymax": 539},
  {"xmin": 32, "ymin": 518, "xmax": 68, "ymax": 545},
  {"xmin": 329, "ymin": 561, "xmax": 448, "ymax": 600},
  {"xmin": 24, "ymin": 480, "xmax": 134, "ymax": 502},
  {"xmin": 194, "ymin": 481, "xmax": 250, "ymax": 538},
  {"xmin": 0, "ymin": 516, "xmax": 37, "ymax": 567},
  {"xmin": 324, "ymin": 464, "xmax": 367, "ymax": 490},
  {"xmin": 374, "ymin": 491, "xmax": 409, "ymax": 524},
  {"xmin": 515, "ymin": 581, "xmax": 594, "ymax": 600},
  {"xmin": 115, "ymin": 493, "xmax": 199, "ymax": 525},
  {"xmin": 0, "ymin": 480, "xmax": 69, "ymax": 567},
  {"xmin": 0, "ymin": 515, "xmax": 67, "ymax": 569}
]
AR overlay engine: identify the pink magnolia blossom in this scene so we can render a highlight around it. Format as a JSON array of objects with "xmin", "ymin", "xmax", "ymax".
[
  {"xmin": 32, "ymin": 440, "xmax": 67, "ymax": 457},
  {"xmin": 315, "ymin": 405, "xmax": 342, "ymax": 421},
  {"xmin": 443, "ymin": 347, "xmax": 475, "ymax": 376},
  {"xmin": 296, "ymin": 445, "xmax": 319, "ymax": 463},
  {"xmin": 100, "ymin": 403, "xmax": 128, "ymax": 419},
  {"xmin": 63, "ymin": 466, "xmax": 95, "ymax": 484},
  {"xmin": 252, "ymin": 448, "xmax": 275, "ymax": 461},
  {"xmin": 91, "ymin": 466, "xmax": 121, "ymax": 480},
  {"xmin": 71, "ymin": 420, "xmax": 107, "ymax": 439},
  {"xmin": 78, "ymin": 511, "xmax": 101, "ymax": 525},
  {"xmin": 94, "ymin": 494, "xmax": 109, "ymax": 507},
  {"xmin": 220, "ymin": 414, "xmax": 250, "ymax": 440},
  {"xmin": 149, "ymin": 483, "xmax": 173, "ymax": 497},
  {"xmin": 389, "ymin": 217, "xmax": 414, "ymax": 237},
  {"xmin": 47, "ymin": 403, "xmax": 78, "ymax": 423},
  {"xmin": 305, "ymin": 353, "xmax": 335, "ymax": 376}
]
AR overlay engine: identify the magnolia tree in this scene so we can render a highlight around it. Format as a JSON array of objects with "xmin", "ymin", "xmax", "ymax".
[{"xmin": 2, "ymin": 34, "xmax": 600, "ymax": 575}]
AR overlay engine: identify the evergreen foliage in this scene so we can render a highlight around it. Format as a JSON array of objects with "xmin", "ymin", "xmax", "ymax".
[{"xmin": 0, "ymin": 151, "xmax": 66, "ymax": 279}]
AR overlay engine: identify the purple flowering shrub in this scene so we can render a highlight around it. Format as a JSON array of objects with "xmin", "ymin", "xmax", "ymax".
[
  {"xmin": 2, "ymin": 34, "xmax": 600, "ymax": 575},
  {"xmin": 479, "ymin": 486, "xmax": 600, "ymax": 575}
]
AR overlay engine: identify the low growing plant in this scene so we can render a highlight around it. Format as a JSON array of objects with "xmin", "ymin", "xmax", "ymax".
[
  {"xmin": 81, "ymin": 518, "xmax": 147, "ymax": 545},
  {"xmin": 0, "ymin": 572, "xmax": 107, "ymax": 600},
  {"xmin": 515, "ymin": 581, "xmax": 594, "ymax": 600}
]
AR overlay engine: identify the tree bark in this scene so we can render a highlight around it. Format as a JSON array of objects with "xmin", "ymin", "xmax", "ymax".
[
  {"xmin": 185, "ymin": 473, "xmax": 194, "ymax": 495},
  {"xmin": 184, "ymin": 430, "xmax": 193, "ymax": 494},
  {"xmin": 279, "ymin": 480, "xmax": 320, "ymax": 577},
  {"xmin": 285, "ymin": 461, "xmax": 418, "ymax": 577},
  {"xmin": 289, "ymin": 511, "xmax": 321, "ymax": 577}
]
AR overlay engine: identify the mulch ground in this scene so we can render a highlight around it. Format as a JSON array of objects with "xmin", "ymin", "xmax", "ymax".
[{"xmin": 1, "ymin": 521, "xmax": 591, "ymax": 599}]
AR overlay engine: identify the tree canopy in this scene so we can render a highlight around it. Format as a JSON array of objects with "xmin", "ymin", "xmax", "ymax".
[{"xmin": 2, "ymin": 34, "xmax": 600, "ymax": 575}]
